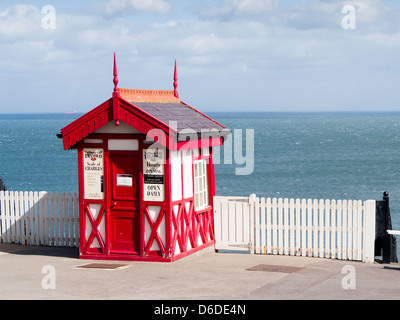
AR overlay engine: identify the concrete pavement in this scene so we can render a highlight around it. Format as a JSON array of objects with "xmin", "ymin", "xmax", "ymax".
[{"xmin": 0, "ymin": 243, "xmax": 399, "ymax": 300}]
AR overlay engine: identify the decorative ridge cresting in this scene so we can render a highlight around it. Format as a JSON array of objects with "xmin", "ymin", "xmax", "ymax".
[{"xmin": 119, "ymin": 88, "xmax": 181, "ymax": 103}]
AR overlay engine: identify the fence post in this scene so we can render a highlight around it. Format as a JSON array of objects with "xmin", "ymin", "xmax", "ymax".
[
  {"xmin": 249, "ymin": 194, "xmax": 256, "ymax": 254},
  {"xmin": 0, "ymin": 191, "xmax": 4, "ymax": 243},
  {"xmin": 363, "ymin": 200, "xmax": 376, "ymax": 263}
]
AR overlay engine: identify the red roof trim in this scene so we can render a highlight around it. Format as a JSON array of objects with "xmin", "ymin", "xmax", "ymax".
[
  {"xmin": 61, "ymin": 93, "xmax": 226, "ymax": 151},
  {"xmin": 61, "ymin": 97, "xmax": 179, "ymax": 150}
]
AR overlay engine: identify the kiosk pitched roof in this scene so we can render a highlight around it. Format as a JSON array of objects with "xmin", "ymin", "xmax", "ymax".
[{"xmin": 120, "ymin": 88, "xmax": 225, "ymax": 133}]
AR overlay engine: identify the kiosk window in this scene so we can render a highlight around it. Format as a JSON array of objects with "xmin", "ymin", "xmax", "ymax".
[{"xmin": 194, "ymin": 159, "xmax": 209, "ymax": 210}]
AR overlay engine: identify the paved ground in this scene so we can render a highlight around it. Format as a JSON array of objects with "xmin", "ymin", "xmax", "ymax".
[{"xmin": 0, "ymin": 243, "xmax": 399, "ymax": 300}]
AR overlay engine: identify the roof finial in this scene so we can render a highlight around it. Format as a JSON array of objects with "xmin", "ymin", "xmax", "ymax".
[
  {"xmin": 173, "ymin": 59, "xmax": 179, "ymax": 99},
  {"xmin": 113, "ymin": 52, "xmax": 119, "ymax": 93}
]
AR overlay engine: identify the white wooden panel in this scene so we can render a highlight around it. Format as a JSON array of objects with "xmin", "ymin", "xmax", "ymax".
[
  {"xmin": 170, "ymin": 150, "xmax": 182, "ymax": 201},
  {"xmin": 363, "ymin": 200, "xmax": 376, "ymax": 262},
  {"xmin": 108, "ymin": 139, "xmax": 139, "ymax": 151},
  {"xmin": 145, "ymin": 205, "xmax": 164, "ymax": 251},
  {"xmin": 182, "ymin": 150, "xmax": 193, "ymax": 199},
  {"xmin": 95, "ymin": 121, "xmax": 140, "ymax": 134}
]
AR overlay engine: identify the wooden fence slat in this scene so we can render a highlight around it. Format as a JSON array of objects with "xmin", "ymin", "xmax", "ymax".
[
  {"xmin": 68, "ymin": 192, "xmax": 73, "ymax": 247},
  {"xmin": 343, "ymin": 200, "xmax": 348, "ymax": 260},
  {"xmin": 260, "ymin": 197, "xmax": 265, "ymax": 253},
  {"xmin": 9, "ymin": 191, "xmax": 16, "ymax": 243},
  {"xmin": 318, "ymin": 199, "xmax": 324, "ymax": 258},
  {"xmin": 44, "ymin": 192, "xmax": 50, "ymax": 246},
  {"xmin": 0, "ymin": 191, "xmax": 5, "ymax": 243},
  {"xmin": 16, "ymin": 191, "xmax": 24, "ymax": 244},
  {"xmin": 357, "ymin": 200, "xmax": 363, "ymax": 261},
  {"xmin": 255, "ymin": 197, "xmax": 260, "ymax": 253},
  {"xmin": 312, "ymin": 199, "xmax": 318, "ymax": 257},
  {"xmin": 348, "ymin": 200, "xmax": 353, "ymax": 261},
  {"xmin": 299, "ymin": 199, "xmax": 305, "ymax": 256},
  {"xmin": 278, "ymin": 198, "xmax": 283, "ymax": 255},
  {"xmin": 74, "ymin": 192, "xmax": 79, "ymax": 246},
  {"xmin": 24, "ymin": 191, "xmax": 30, "ymax": 245},
  {"xmin": 213, "ymin": 197, "xmax": 221, "ymax": 245},
  {"xmin": 325, "ymin": 199, "xmax": 331, "ymax": 259},
  {"xmin": 289, "ymin": 198, "xmax": 295, "ymax": 255},
  {"xmin": 5, "ymin": 191, "xmax": 11, "ymax": 243},
  {"xmin": 306, "ymin": 199, "xmax": 312, "ymax": 256},
  {"xmin": 337, "ymin": 200, "xmax": 342, "ymax": 260},
  {"xmin": 272, "ymin": 198, "xmax": 278, "ymax": 254},
  {"xmin": 295, "ymin": 199, "xmax": 300, "ymax": 255},
  {"xmin": 284, "ymin": 198, "xmax": 289, "ymax": 255},
  {"xmin": 357, "ymin": 200, "xmax": 364, "ymax": 261},
  {"xmin": 266, "ymin": 197, "xmax": 271, "ymax": 254},
  {"xmin": 34, "ymin": 192, "xmax": 40, "ymax": 246},
  {"xmin": 331, "ymin": 200, "xmax": 337, "ymax": 259}
]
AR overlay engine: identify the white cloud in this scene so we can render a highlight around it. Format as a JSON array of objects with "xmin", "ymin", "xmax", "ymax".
[
  {"xmin": 0, "ymin": 5, "xmax": 43, "ymax": 40},
  {"xmin": 198, "ymin": 0, "xmax": 279, "ymax": 20},
  {"xmin": 101, "ymin": 0, "xmax": 172, "ymax": 16},
  {"xmin": 0, "ymin": 0, "xmax": 400, "ymax": 112}
]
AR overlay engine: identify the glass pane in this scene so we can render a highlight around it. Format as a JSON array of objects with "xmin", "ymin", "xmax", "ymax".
[{"xmin": 194, "ymin": 163, "xmax": 198, "ymax": 177}]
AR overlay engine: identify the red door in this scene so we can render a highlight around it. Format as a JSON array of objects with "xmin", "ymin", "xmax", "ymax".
[{"xmin": 108, "ymin": 154, "xmax": 140, "ymax": 255}]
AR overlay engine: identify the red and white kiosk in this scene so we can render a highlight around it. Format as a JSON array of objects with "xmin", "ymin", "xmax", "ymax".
[{"xmin": 60, "ymin": 55, "xmax": 230, "ymax": 262}]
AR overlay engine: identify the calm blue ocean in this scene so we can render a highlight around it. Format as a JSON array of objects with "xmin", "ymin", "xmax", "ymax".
[{"xmin": 1, "ymin": 112, "xmax": 400, "ymax": 233}]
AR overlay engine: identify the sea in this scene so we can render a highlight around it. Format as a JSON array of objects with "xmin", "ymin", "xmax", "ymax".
[{"xmin": 1, "ymin": 111, "xmax": 400, "ymax": 237}]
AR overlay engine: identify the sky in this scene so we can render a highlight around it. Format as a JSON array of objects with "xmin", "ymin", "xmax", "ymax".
[{"xmin": 0, "ymin": 0, "xmax": 400, "ymax": 113}]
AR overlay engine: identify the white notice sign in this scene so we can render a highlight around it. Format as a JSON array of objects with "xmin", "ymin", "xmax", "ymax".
[
  {"xmin": 84, "ymin": 148, "xmax": 104, "ymax": 200},
  {"xmin": 143, "ymin": 149, "xmax": 165, "ymax": 201},
  {"xmin": 117, "ymin": 174, "xmax": 133, "ymax": 187}
]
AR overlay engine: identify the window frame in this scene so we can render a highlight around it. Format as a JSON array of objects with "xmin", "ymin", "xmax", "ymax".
[{"xmin": 193, "ymin": 147, "xmax": 211, "ymax": 212}]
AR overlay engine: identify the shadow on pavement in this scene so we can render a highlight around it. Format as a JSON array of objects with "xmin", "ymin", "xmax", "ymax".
[{"xmin": 0, "ymin": 243, "xmax": 79, "ymax": 259}]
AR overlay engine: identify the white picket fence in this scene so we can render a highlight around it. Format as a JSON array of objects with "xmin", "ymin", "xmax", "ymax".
[
  {"xmin": 213, "ymin": 195, "xmax": 376, "ymax": 263},
  {"xmin": 0, "ymin": 190, "xmax": 378, "ymax": 263},
  {"xmin": 0, "ymin": 191, "xmax": 79, "ymax": 247}
]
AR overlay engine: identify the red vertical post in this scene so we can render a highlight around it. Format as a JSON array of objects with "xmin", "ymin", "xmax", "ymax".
[
  {"xmin": 78, "ymin": 147, "xmax": 86, "ymax": 255},
  {"xmin": 113, "ymin": 52, "xmax": 121, "ymax": 126},
  {"xmin": 173, "ymin": 59, "xmax": 179, "ymax": 99}
]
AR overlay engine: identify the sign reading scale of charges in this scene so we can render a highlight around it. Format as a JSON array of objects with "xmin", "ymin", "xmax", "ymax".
[
  {"xmin": 84, "ymin": 149, "xmax": 104, "ymax": 200},
  {"xmin": 143, "ymin": 149, "xmax": 165, "ymax": 201}
]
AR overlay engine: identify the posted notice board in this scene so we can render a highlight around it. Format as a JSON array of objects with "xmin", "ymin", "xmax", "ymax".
[
  {"xmin": 143, "ymin": 149, "xmax": 165, "ymax": 201},
  {"xmin": 83, "ymin": 148, "xmax": 104, "ymax": 200}
]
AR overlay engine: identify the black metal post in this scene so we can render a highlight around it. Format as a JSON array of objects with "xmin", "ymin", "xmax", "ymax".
[{"xmin": 375, "ymin": 192, "xmax": 397, "ymax": 263}]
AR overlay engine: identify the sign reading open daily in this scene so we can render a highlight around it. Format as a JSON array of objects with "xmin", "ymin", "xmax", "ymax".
[{"xmin": 143, "ymin": 149, "xmax": 165, "ymax": 201}]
